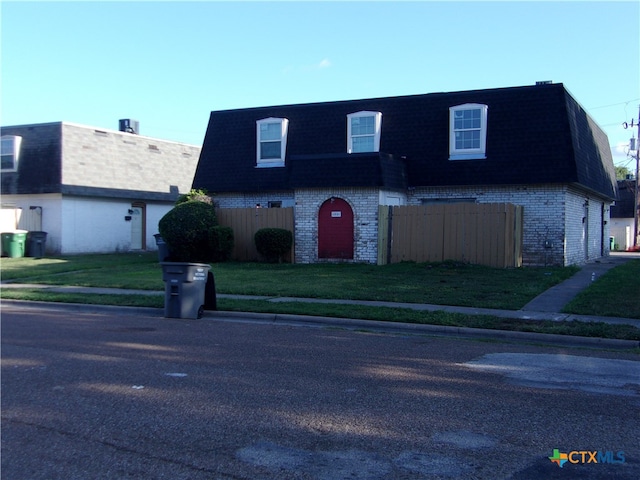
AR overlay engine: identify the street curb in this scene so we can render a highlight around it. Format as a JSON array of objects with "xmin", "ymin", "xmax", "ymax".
[
  {"xmin": 208, "ymin": 310, "xmax": 640, "ymax": 350},
  {"xmin": 4, "ymin": 299, "xmax": 639, "ymax": 350}
]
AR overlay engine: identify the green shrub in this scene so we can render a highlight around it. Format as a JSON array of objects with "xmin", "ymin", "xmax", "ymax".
[
  {"xmin": 254, "ymin": 228, "xmax": 293, "ymax": 263},
  {"xmin": 175, "ymin": 188, "xmax": 213, "ymax": 205},
  {"xmin": 158, "ymin": 201, "xmax": 218, "ymax": 263},
  {"xmin": 209, "ymin": 226, "xmax": 234, "ymax": 262}
]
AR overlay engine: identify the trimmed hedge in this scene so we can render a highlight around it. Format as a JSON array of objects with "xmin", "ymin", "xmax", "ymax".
[
  {"xmin": 159, "ymin": 201, "xmax": 220, "ymax": 263},
  {"xmin": 255, "ymin": 228, "xmax": 293, "ymax": 263},
  {"xmin": 209, "ymin": 226, "xmax": 234, "ymax": 262}
]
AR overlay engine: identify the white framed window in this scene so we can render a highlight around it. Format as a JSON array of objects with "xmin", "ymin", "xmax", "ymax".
[
  {"xmin": 256, "ymin": 117, "xmax": 289, "ymax": 167},
  {"xmin": 347, "ymin": 111, "xmax": 382, "ymax": 153},
  {"xmin": 449, "ymin": 104, "xmax": 488, "ymax": 160},
  {"xmin": 1, "ymin": 136, "xmax": 22, "ymax": 172}
]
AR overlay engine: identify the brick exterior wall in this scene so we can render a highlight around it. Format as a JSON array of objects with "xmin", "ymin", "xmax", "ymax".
[
  {"xmin": 215, "ymin": 184, "xmax": 612, "ymax": 266},
  {"xmin": 294, "ymin": 188, "xmax": 384, "ymax": 264},
  {"xmin": 214, "ymin": 192, "xmax": 295, "ymax": 209}
]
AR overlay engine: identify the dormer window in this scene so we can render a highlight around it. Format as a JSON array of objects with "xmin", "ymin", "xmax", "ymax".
[
  {"xmin": 256, "ymin": 118, "xmax": 288, "ymax": 167},
  {"xmin": 449, "ymin": 104, "xmax": 488, "ymax": 160},
  {"xmin": 1, "ymin": 135, "xmax": 22, "ymax": 172},
  {"xmin": 347, "ymin": 111, "xmax": 382, "ymax": 153}
]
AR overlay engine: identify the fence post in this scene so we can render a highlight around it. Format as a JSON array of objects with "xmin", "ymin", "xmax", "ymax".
[{"xmin": 377, "ymin": 205, "xmax": 393, "ymax": 265}]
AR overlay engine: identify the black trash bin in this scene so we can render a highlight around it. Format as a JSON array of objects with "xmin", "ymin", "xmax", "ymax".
[
  {"xmin": 204, "ymin": 271, "xmax": 217, "ymax": 311},
  {"xmin": 27, "ymin": 231, "xmax": 48, "ymax": 258},
  {"xmin": 161, "ymin": 262, "xmax": 211, "ymax": 319},
  {"xmin": 154, "ymin": 234, "xmax": 170, "ymax": 262}
]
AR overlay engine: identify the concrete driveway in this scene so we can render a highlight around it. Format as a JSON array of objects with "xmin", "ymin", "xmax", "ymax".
[{"xmin": 2, "ymin": 302, "xmax": 639, "ymax": 479}]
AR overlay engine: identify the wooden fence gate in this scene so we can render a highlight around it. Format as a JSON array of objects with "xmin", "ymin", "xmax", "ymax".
[
  {"xmin": 378, "ymin": 203, "xmax": 523, "ymax": 268},
  {"xmin": 216, "ymin": 207, "xmax": 294, "ymax": 262}
]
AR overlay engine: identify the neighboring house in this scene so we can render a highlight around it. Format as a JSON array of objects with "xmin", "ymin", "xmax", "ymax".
[
  {"xmin": 192, "ymin": 82, "xmax": 617, "ymax": 266},
  {"xmin": 610, "ymin": 178, "xmax": 637, "ymax": 250},
  {"xmin": 1, "ymin": 121, "xmax": 200, "ymax": 254}
]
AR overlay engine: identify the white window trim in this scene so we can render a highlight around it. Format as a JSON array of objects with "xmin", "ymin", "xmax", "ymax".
[
  {"xmin": 449, "ymin": 103, "xmax": 488, "ymax": 160},
  {"xmin": 1, "ymin": 135, "xmax": 22, "ymax": 172},
  {"xmin": 256, "ymin": 117, "xmax": 289, "ymax": 167},
  {"xmin": 347, "ymin": 111, "xmax": 382, "ymax": 153}
]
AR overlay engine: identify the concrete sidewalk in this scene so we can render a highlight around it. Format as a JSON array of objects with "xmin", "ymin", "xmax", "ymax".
[
  {"xmin": 520, "ymin": 252, "xmax": 638, "ymax": 313},
  {"xmin": 2, "ymin": 252, "xmax": 639, "ymax": 329}
]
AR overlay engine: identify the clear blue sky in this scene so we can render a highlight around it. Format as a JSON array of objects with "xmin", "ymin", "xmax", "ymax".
[{"xmin": 2, "ymin": 1, "xmax": 639, "ymax": 170}]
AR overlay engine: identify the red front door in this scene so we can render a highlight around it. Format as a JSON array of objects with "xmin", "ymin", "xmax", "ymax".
[{"xmin": 318, "ymin": 198, "xmax": 354, "ymax": 259}]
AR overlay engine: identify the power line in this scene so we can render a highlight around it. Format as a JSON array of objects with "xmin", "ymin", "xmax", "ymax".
[{"xmin": 588, "ymin": 98, "xmax": 640, "ymax": 110}]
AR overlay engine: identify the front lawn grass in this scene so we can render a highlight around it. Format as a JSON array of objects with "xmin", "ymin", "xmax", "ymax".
[
  {"xmin": 1, "ymin": 253, "xmax": 578, "ymax": 310},
  {"xmin": 563, "ymin": 260, "xmax": 640, "ymax": 319},
  {"xmin": 3, "ymin": 253, "xmax": 638, "ymax": 341}
]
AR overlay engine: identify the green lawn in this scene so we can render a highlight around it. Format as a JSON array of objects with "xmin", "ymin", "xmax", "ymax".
[
  {"xmin": 563, "ymin": 259, "xmax": 640, "ymax": 319},
  {"xmin": 1, "ymin": 252, "xmax": 578, "ymax": 310},
  {"xmin": 2, "ymin": 253, "xmax": 639, "ymax": 342}
]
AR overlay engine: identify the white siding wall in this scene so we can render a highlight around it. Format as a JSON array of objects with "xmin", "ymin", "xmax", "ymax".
[
  {"xmin": 60, "ymin": 197, "xmax": 175, "ymax": 254},
  {"xmin": 610, "ymin": 218, "xmax": 634, "ymax": 251},
  {"xmin": 146, "ymin": 202, "xmax": 178, "ymax": 250},
  {"xmin": 61, "ymin": 197, "xmax": 134, "ymax": 253},
  {"xmin": 1, "ymin": 195, "xmax": 176, "ymax": 254}
]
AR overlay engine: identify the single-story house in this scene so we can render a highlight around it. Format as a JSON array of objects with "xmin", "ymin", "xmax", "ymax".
[
  {"xmin": 1, "ymin": 121, "xmax": 200, "ymax": 254},
  {"xmin": 610, "ymin": 178, "xmax": 637, "ymax": 250},
  {"xmin": 192, "ymin": 82, "xmax": 618, "ymax": 266}
]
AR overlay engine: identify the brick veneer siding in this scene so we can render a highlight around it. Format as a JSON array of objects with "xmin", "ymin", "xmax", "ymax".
[
  {"xmin": 214, "ymin": 183, "xmax": 611, "ymax": 266},
  {"xmin": 214, "ymin": 192, "xmax": 295, "ymax": 209},
  {"xmin": 408, "ymin": 184, "xmax": 611, "ymax": 266},
  {"xmin": 294, "ymin": 188, "xmax": 383, "ymax": 264}
]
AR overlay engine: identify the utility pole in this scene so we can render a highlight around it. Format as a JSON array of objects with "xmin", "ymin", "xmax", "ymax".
[{"xmin": 623, "ymin": 105, "xmax": 640, "ymax": 249}]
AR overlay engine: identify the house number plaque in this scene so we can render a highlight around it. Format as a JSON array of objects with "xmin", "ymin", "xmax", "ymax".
[{"xmin": 331, "ymin": 211, "xmax": 342, "ymax": 218}]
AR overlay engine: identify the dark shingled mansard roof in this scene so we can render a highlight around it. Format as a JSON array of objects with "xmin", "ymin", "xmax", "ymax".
[
  {"xmin": 193, "ymin": 83, "xmax": 617, "ymax": 200},
  {"xmin": 611, "ymin": 179, "xmax": 636, "ymax": 218}
]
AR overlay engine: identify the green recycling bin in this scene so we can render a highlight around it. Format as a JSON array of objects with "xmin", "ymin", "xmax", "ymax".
[
  {"xmin": 1, "ymin": 230, "xmax": 28, "ymax": 258},
  {"xmin": 161, "ymin": 262, "xmax": 211, "ymax": 319}
]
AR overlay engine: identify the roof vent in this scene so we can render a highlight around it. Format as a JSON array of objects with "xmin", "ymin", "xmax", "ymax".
[
  {"xmin": 535, "ymin": 80, "xmax": 552, "ymax": 85},
  {"xmin": 119, "ymin": 119, "xmax": 139, "ymax": 135}
]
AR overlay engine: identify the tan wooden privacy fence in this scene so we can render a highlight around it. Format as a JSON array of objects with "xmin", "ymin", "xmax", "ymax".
[
  {"xmin": 378, "ymin": 203, "xmax": 523, "ymax": 268},
  {"xmin": 216, "ymin": 207, "xmax": 294, "ymax": 262}
]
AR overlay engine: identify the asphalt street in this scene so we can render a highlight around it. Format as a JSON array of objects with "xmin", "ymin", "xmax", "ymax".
[{"xmin": 1, "ymin": 302, "xmax": 639, "ymax": 480}]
